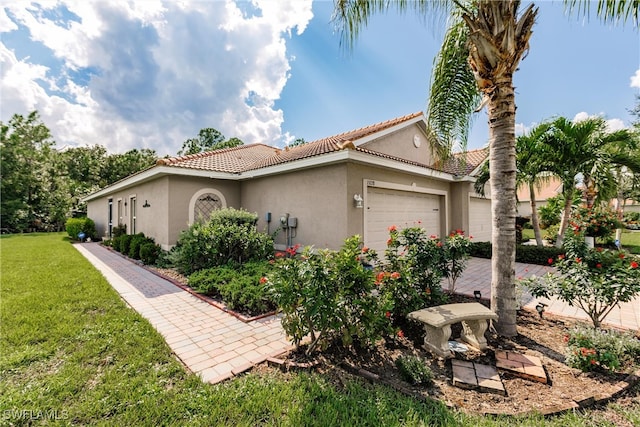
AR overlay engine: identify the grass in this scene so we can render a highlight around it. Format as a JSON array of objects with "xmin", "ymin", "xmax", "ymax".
[
  {"xmin": 521, "ymin": 228, "xmax": 640, "ymax": 252},
  {"xmin": 1, "ymin": 233, "xmax": 639, "ymax": 426}
]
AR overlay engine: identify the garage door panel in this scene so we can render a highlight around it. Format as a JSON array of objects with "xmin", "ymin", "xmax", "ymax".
[
  {"xmin": 365, "ymin": 188, "xmax": 441, "ymax": 256},
  {"xmin": 469, "ymin": 197, "xmax": 491, "ymax": 242}
]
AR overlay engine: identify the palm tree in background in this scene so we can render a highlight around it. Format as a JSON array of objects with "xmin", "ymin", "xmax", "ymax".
[
  {"xmin": 539, "ymin": 117, "xmax": 639, "ymax": 247},
  {"xmin": 333, "ymin": 0, "xmax": 638, "ymax": 336}
]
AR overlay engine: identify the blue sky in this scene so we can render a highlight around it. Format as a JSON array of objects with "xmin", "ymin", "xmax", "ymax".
[{"xmin": 1, "ymin": 1, "xmax": 638, "ymax": 156}]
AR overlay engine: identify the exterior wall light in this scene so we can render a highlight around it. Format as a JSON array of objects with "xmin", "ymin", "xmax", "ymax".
[
  {"xmin": 143, "ymin": 200, "xmax": 151, "ymax": 208},
  {"xmin": 353, "ymin": 194, "xmax": 363, "ymax": 208}
]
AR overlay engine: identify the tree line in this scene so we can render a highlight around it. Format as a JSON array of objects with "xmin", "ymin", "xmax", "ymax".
[{"xmin": 0, "ymin": 111, "xmax": 244, "ymax": 234}]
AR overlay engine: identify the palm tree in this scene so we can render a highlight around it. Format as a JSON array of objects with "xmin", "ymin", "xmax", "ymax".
[
  {"xmin": 516, "ymin": 123, "xmax": 553, "ymax": 247},
  {"xmin": 540, "ymin": 116, "xmax": 639, "ymax": 247},
  {"xmin": 333, "ymin": 0, "xmax": 638, "ymax": 337},
  {"xmin": 473, "ymin": 124, "xmax": 552, "ymax": 247}
]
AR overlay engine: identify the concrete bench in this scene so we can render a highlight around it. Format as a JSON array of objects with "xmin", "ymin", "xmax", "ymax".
[{"xmin": 408, "ymin": 303, "xmax": 498, "ymax": 358}]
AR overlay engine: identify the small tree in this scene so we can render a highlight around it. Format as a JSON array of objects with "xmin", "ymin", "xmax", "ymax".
[
  {"xmin": 522, "ymin": 232, "xmax": 640, "ymax": 328},
  {"xmin": 443, "ymin": 230, "xmax": 472, "ymax": 293}
]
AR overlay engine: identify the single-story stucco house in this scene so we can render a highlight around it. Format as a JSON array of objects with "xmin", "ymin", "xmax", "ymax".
[{"xmin": 84, "ymin": 112, "xmax": 491, "ymax": 253}]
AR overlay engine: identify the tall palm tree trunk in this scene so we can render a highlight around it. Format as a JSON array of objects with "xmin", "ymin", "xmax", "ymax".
[
  {"xmin": 529, "ymin": 183, "xmax": 544, "ymax": 246},
  {"xmin": 556, "ymin": 189, "xmax": 574, "ymax": 248},
  {"xmin": 487, "ymin": 79, "xmax": 518, "ymax": 337}
]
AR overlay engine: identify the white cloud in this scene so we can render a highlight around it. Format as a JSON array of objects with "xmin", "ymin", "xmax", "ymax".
[
  {"xmin": 572, "ymin": 112, "xmax": 627, "ymax": 132},
  {"xmin": 0, "ymin": 0, "xmax": 314, "ymax": 155},
  {"xmin": 605, "ymin": 118, "xmax": 626, "ymax": 132},
  {"xmin": 631, "ymin": 69, "xmax": 640, "ymax": 88}
]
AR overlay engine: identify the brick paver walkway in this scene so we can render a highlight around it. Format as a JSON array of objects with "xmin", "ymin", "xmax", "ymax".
[
  {"xmin": 450, "ymin": 257, "xmax": 640, "ymax": 331},
  {"xmin": 75, "ymin": 243, "xmax": 292, "ymax": 384}
]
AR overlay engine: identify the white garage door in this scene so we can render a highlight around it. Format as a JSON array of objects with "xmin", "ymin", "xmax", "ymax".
[
  {"xmin": 365, "ymin": 187, "xmax": 442, "ymax": 256},
  {"xmin": 469, "ymin": 197, "xmax": 492, "ymax": 242}
]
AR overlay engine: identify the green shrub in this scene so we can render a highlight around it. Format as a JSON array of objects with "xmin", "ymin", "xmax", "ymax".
[
  {"xmin": 128, "ymin": 233, "xmax": 147, "ymax": 259},
  {"xmin": 538, "ymin": 195, "xmax": 564, "ymax": 229},
  {"xmin": 366, "ymin": 226, "xmax": 448, "ymax": 319},
  {"xmin": 624, "ymin": 211, "xmax": 640, "ymax": 223},
  {"xmin": 565, "ymin": 326, "xmax": 640, "ymax": 372},
  {"xmin": 208, "ymin": 207, "xmax": 258, "ymax": 226},
  {"xmin": 188, "ymin": 261, "xmax": 276, "ymax": 315},
  {"xmin": 516, "ymin": 245, "xmax": 564, "ymax": 265},
  {"xmin": 65, "ymin": 217, "xmax": 97, "ymax": 241},
  {"xmin": 267, "ymin": 236, "xmax": 393, "ymax": 354},
  {"xmin": 170, "ymin": 209, "xmax": 273, "ymax": 275},
  {"xmin": 522, "ymin": 232, "xmax": 640, "ymax": 328},
  {"xmin": 139, "ymin": 241, "xmax": 161, "ymax": 265},
  {"xmin": 469, "ymin": 241, "xmax": 564, "ymax": 265},
  {"xmin": 571, "ymin": 207, "xmax": 622, "ymax": 241},
  {"xmin": 112, "ymin": 223, "xmax": 127, "ymax": 238},
  {"xmin": 395, "ymin": 355, "xmax": 434, "ymax": 386},
  {"xmin": 469, "ymin": 241, "xmax": 491, "ymax": 259},
  {"xmin": 118, "ymin": 234, "xmax": 133, "ymax": 255}
]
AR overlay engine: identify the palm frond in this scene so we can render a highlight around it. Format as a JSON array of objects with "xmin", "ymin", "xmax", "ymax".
[
  {"xmin": 426, "ymin": 16, "xmax": 482, "ymax": 157},
  {"xmin": 564, "ymin": 0, "xmax": 639, "ymax": 28},
  {"xmin": 332, "ymin": 0, "xmax": 454, "ymax": 51}
]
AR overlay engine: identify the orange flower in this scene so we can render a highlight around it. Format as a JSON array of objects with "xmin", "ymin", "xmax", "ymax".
[
  {"xmin": 362, "ymin": 246, "xmax": 369, "ymax": 253},
  {"xmin": 558, "ymin": 254, "xmax": 565, "ymax": 260},
  {"xmin": 631, "ymin": 261, "xmax": 639, "ymax": 269},
  {"xmin": 575, "ymin": 257, "xmax": 582, "ymax": 263},
  {"xmin": 259, "ymin": 277, "xmax": 268, "ymax": 284},
  {"xmin": 376, "ymin": 271, "xmax": 386, "ymax": 283},
  {"xmin": 386, "ymin": 238, "xmax": 393, "ymax": 246},
  {"xmin": 397, "ymin": 330, "xmax": 405, "ymax": 338},
  {"xmin": 547, "ymin": 258, "xmax": 554, "ymax": 265},
  {"xmin": 596, "ymin": 263, "xmax": 602, "ymax": 269},
  {"xmin": 385, "ymin": 311, "xmax": 391, "ymax": 319},
  {"xmin": 388, "ymin": 225, "xmax": 397, "ymax": 232},
  {"xmin": 619, "ymin": 253, "xmax": 626, "ymax": 259},
  {"xmin": 390, "ymin": 272, "xmax": 401, "ymax": 280}
]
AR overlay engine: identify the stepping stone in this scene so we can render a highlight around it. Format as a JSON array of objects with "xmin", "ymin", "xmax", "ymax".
[
  {"xmin": 495, "ymin": 350, "xmax": 547, "ymax": 383},
  {"xmin": 451, "ymin": 359, "xmax": 506, "ymax": 395}
]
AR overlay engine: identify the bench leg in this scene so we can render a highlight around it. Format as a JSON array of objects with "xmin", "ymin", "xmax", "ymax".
[
  {"xmin": 422, "ymin": 324, "xmax": 452, "ymax": 359},
  {"xmin": 460, "ymin": 319, "xmax": 489, "ymax": 350}
]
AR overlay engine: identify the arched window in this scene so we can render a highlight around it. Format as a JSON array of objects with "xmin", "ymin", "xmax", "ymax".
[{"xmin": 189, "ymin": 189, "xmax": 227, "ymax": 224}]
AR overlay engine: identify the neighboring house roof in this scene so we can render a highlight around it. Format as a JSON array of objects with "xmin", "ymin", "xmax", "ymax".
[
  {"xmin": 83, "ymin": 112, "xmax": 488, "ymax": 202},
  {"xmin": 437, "ymin": 148, "xmax": 489, "ymax": 177},
  {"xmin": 516, "ymin": 176, "xmax": 563, "ymax": 202}
]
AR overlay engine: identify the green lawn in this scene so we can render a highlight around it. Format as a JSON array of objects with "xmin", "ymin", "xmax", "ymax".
[
  {"xmin": 521, "ymin": 228, "xmax": 640, "ymax": 252},
  {"xmin": 1, "ymin": 233, "xmax": 638, "ymax": 426}
]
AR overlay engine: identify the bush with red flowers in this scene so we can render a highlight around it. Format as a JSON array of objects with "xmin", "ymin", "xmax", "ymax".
[{"xmin": 522, "ymin": 232, "xmax": 640, "ymax": 328}]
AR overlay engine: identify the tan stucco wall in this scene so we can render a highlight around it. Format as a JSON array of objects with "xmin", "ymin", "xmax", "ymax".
[
  {"xmin": 86, "ymin": 175, "xmax": 242, "ymax": 249},
  {"xmin": 240, "ymin": 164, "xmax": 348, "ymax": 250},
  {"xmin": 86, "ymin": 176, "xmax": 171, "ymax": 245},
  {"xmin": 166, "ymin": 176, "xmax": 241, "ymax": 247},
  {"xmin": 360, "ymin": 124, "xmax": 437, "ymax": 166},
  {"xmin": 449, "ymin": 182, "xmax": 471, "ymax": 233}
]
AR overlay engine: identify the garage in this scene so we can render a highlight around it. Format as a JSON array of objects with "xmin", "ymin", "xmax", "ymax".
[
  {"xmin": 469, "ymin": 196, "xmax": 492, "ymax": 242},
  {"xmin": 365, "ymin": 186, "xmax": 443, "ymax": 256}
]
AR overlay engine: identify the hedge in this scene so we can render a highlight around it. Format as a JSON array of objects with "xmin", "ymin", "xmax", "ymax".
[{"xmin": 469, "ymin": 241, "xmax": 564, "ymax": 265}]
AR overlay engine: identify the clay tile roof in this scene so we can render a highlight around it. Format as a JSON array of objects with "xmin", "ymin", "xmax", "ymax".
[
  {"xmin": 433, "ymin": 148, "xmax": 488, "ymax": 176},
  {"xmin": 247, "ymin": 112, "xmax": 424, "ymax": 170},
  {"xmin": 155, "ymin": 112, "xmax": 476, "ymax": 176},
  {"xmin": 156, "ymin": 143, "xmax": 278, "ymax": 173}
]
